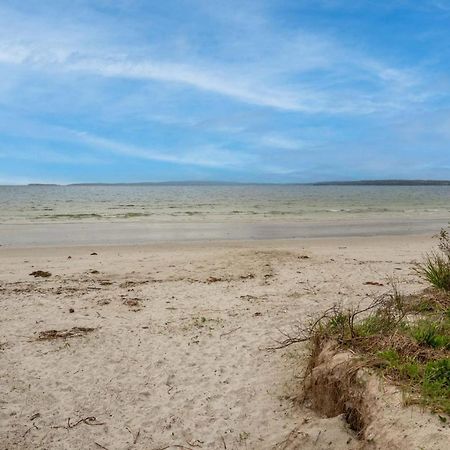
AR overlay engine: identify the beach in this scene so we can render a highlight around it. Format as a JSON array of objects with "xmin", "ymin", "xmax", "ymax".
[
  {"xmin": 0, "ymin": 232, "xmax": 441, "ymax": 449},
  {"xmin": 3, "ymin": 0, "xmax": 450, "ymax": 447}
]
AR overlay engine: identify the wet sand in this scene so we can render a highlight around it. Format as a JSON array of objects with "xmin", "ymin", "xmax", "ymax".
[{"xmin": 0, "ymin": 215, "xmax": 448, "ymax": 247}]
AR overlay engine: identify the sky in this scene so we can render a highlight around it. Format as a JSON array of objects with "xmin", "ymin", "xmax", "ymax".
[{"xmin": 1, "ymin": 0, "xmax": 450, "ymax": 184}]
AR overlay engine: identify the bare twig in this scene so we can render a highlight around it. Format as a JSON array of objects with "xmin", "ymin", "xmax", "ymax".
[
  {"xmin": 126, "ymin": 426, "xmax": 141, "ymax": 445},
  {"xmin": 152, "ymin": 446, "xmax": 193, "ymax": 450},
  {"xmin": 67, "ymin": 416, "xmax": 105, "ymax": 428},
  {"xmin": 95, "ymin": 443, "xmax": 109, "ymax": 450},
  {"xmin": 220, "ymin": 327, "xmax": 241, "ymax": 338}
]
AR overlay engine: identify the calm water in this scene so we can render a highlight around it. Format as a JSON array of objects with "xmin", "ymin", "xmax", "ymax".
[{"xmin": 0, "ymin": 185, "xmax": 449, "ymax": 224}]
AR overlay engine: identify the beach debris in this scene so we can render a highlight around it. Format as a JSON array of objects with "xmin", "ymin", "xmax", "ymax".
[
  {"xmin": 220, "ymin": 327, "xmax": 241, "ymax": 338},
  {"xmin": 29, "ymin": 270, "xmax": 52, "ymax": 278},
  {"xmin": 240, "ymin": 295, "xmax": 258, "ymax": 302},
  {"xmin": 94, "ymin": 443, "xmax": 109, "ymax": 450},
  {"xmin": 239, "ymin": 273, "xmax": 255, "ymax": 280},
  {"xmin": 30, "ymin": 413, "xmax": 40, "ymax": 421},
  {"xmin": 90, "ymin": 252, "xmax": 98, "ymax": 256},
  {"xmin": 98, "ymin": 299, "xmax": 110, "ymax": 305},
  {"xmin": 363, "ymin": 281, "xmax": 384, "ymax": 286},
  {"xmin": 206, "ymin": 276, "xmax": 223, "ymax": 283},
  {"xmin": 90, "ymin": 270, "xmax": 99, "ymax": 274},
  {"xmin": 126, "ymin": 426, "xmax": 141, "ymax": 444},
  {"xmin": 299, "ymin": 255, "xmax": 310, "ymax": 259},
  {"xmin": 123, "ymin": 298, "xmax": 143, "ymax": 311},
  {"xmin": 69, "ymin": 308, "xmax": 75, "ymax": 313},
  {"xmin": 120, "ymin": 280, "xmax": 149, "ymax": 288},
  {"xmin": 152, "ymin": 444, "xmax": 194, "ymax": 450},
  {"xmin": 67, "ymin": 256, "xmax": 72, "ymax": 259},
  {"xmin": 66, "ymin": 416, "xmax": 105, "ymax": 428},
  {"xmin": 124, "ymin": 298, "xmax": 140, "ymax": 307},
  {"xmin": 186, "ymin": 439, "xmax": 203, "ymax": 448},
  {"xmin": 36, "ymin": 326, "xmax": 96, "ymax": 341}
]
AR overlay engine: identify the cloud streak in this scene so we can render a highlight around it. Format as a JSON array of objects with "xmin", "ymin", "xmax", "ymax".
[
  {"xmin": 0, "ymin": 1, "xmax": 449, "ymax": 182},
  {"xmin": 0, "ymin": 2, "xmax": 431, "ymax": 117}
]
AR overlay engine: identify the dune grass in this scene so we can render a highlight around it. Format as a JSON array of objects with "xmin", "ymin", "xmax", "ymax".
[
  {"xmin": 416, "ymin": 229, "xmax": 450, "ymax": 292},
  {"xmin": 306, "ymin": 290, "xmax": 450, "ymax": 414}
]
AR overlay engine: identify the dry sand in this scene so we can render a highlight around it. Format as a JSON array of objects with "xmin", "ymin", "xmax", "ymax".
[{"xmin": 0, "ymin": 235, "xmax": 447, "ymax": 449}]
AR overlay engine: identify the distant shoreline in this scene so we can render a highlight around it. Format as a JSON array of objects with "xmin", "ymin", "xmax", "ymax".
[{"xmin": 16, "ymin": 179, "xmax": 450, "ymax": 187}]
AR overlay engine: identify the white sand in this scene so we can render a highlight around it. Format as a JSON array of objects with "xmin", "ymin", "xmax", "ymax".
[{"xmin": 0, "ymin": 235, "xmax": 446, "ymax": 449}]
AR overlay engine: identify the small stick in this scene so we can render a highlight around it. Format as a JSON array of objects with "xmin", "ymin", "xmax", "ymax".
[
  {"xmin": 95, "ymin": 443, "xmax": 109, "ymax": 450},
  {"xmin": 67, "ymin": 416, "xmax": 105, "ymax": 428},
  {"xmin": 220, "ymin": 327, "xmax": 241, "ymax": 338},
  {"xmin": 314, "ymin": 430, "xmax": 322, "ymax": 444},
  {"xmin": 152, "ymin": 445, "xmax": 193, "ymax": 450},
  {"xmin": 126, "ymin": 426, "xmax": 141, "ymax": 445}
]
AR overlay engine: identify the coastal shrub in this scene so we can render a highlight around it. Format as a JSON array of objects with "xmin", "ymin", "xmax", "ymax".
[{"xmin": 417, "ymin": 228, "xmax": 450, "ymax": 292}]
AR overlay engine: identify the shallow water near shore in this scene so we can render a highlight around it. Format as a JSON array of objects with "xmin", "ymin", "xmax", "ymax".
[{"xmin": 1, "ymin": 185, "xmax": 450, "ymax": 224}]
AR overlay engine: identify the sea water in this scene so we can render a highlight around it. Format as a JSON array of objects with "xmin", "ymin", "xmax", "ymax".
[{"xmin": 0, "ymin": 184, "xmax": 449, "ymax": 224}]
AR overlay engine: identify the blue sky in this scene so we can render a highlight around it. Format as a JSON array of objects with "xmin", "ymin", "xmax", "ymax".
[{"xmin": 1, "ymin": 0, "xmax": 450, "ymax": 184}]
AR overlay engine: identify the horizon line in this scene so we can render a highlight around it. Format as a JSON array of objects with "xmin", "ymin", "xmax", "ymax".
[{"xmin": 1, "ymin": 179, "xmax": 450, "ymax": 187}]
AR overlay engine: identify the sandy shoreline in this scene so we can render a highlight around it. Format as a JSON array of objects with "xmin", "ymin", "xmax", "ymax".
[
  {"xmin": 0, "ymin": 215, "xmax": 448, "ymax": 247},
  {"xmin": 0, "ymin": 234, "xmax": 448, "ymax": 449}
]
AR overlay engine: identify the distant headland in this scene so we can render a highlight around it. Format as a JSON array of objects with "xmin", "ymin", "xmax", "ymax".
[
  {"xmin": 23, "ymin": 179, "xmax": 450, "ymax": 187},
  {"xmin": 309, "ymin": 180, "xmax": 450, "ymax": 186}
]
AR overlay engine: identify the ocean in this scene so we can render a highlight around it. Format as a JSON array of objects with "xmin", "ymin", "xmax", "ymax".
[{"xmin": 1, "ymin": 184, "xmax": 449, "ymax": 224}]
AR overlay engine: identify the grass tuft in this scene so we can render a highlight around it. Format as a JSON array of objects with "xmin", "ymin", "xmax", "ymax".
[
  {"xmin": 416, "ymin": 229, "xmax": 450, "ymax": 292},
  {"xmin": 417, "ymin": 252, "xmax": 450, "ymax": 291}
]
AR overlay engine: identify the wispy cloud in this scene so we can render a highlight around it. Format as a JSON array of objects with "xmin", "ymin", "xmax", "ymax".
[
  {"xmin": 0, "ymin": 1, "xmax": 449, "ymax": 182},
  {"xmin": 0, "ymin": 0, "xmax": 431, "ymax": 117},
  {"xmin": 71, "ymin": 130, "xmax": 257, "ymax": 169},
  {"xmin": 0, "ymin": 147, "xmax": 104, "ymax": 165}
]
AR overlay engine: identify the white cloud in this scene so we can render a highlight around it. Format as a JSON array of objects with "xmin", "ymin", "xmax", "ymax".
[
  {"xmin": 71, "ymin": 130, "xmax": 256, "ymax": 169},
  {"xmin": 254, "ymin": 134, "xmax": 307, "ymax": 150},
  {"xmin": 0, "ymin": 0, "xmax": 429, "ymax": 117}
]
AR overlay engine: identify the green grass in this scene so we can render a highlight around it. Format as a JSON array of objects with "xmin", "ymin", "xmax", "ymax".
[
  {"xmin": 416, "ymin": 228, "xmax": 450, "ymax": 292},
  {"xmin": 417, "ymin": 252, "xmax": 450, "ymax": 292},
  {"xmin": 377, "ymin": 349, "xmax": 450, "ymax": 413},
  {"xmin": 408, "ymin": 319, "xmax": 450, "ymax": 349},
  {"xmin": 307, "ymin": 289, "xmax": 450, "ymax": 415}
]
